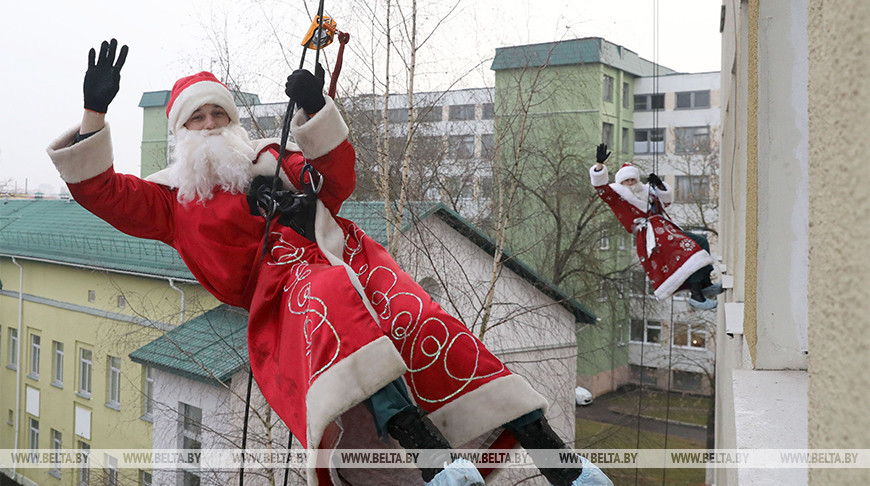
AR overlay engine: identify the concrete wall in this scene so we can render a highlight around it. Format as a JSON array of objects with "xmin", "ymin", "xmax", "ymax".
[{"xmin": 807, "ymin": 1, "xmax": 870, "ymax": 484}]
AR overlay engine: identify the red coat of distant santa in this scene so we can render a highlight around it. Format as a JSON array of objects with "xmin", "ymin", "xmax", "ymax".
[{"xmin": 590, "ymin": 165, "xmax": 714, "ymax": 300}]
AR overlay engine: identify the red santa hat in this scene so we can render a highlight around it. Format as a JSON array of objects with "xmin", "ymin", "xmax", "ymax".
[
  {"xmin": 615, "ymin": 163, "xmax": 641, "ymax": 185},
  {"xmin": 165, "ymin": 71, "xmax": 240, "ymax": 134}
]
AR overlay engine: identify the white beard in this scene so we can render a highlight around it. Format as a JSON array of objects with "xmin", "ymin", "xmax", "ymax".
[
  {"xmin": 166, "ymin": 124, "xmax": 257, "ymax": 204},
  {"xmin": 629, "ymin": 182, "xmax": 650, "ymax": 199}
]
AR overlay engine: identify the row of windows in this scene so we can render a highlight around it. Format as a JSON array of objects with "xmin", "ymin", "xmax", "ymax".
[
  {"xmin": 602, "ymin": 124, "xmax": 713, "ymax": 155},
  {"xmin": 602, "ymin": 75, "xmax": 632, "ymax": 109},
  {"xmin": 26, "ymin": 421, "xmax": 153, "ymax": 484},
  {"xmin": 386, "ymin": 102, "xmax": 495, "ymax": 123},
  {"xmin": 633, "ymin": 90, "xmax": 711, "ymax": 111},
  {"xmin": 381, "ymin": 133, "xmax": 495, "ymax": 161},
  {"xmin": 4, "ymin": 327, "xmax": 154, "ymax": 417},
  {"xmin": 630, "ymin": 319, "xmax": 708, "ymax": 349}
]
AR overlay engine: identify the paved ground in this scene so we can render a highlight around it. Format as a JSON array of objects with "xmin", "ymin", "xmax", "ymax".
[{"xmin": 576, "ymin": 395, "xmax": 708, "ymax": 443}]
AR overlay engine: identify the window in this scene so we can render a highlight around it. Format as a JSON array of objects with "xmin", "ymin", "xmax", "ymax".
[
  {"xmin": 674, "ymin": 175, "xmax": 710, "ymax": 202},
  {"xmin": 79, "ymin": 440, "xmax": 91, "ymax": 485},
  {"xmin": 675, "ymin": 90, "xmax": 711, "ymax": 109},
  {"xmin": 634, "ymin": 93, "xmax": 664, "ymax": 111},
  {"xmin": 107, "ymin": 356, "xmax": 121, "ymax": 408},
  {"xmin": 630, "ymin": 319, "xmax": 662, "ymax": 344},
  {"xmin": 419, "ymin": 277, "xmax": 443, "ymax": 304},
  {"xmin": 618, "ymin": 233, "xmax": 627, "ymax": 250},
  {"xmin": 675, "ymin": 126, "xmax": 711, "ymax": 154},
  {"xmin": 140, "ymin": 470, "xmax": 153, "ymax": 486},
  {"xmin": 419, "ymin": 105, "xmax": 443, "ymax": 122},
  {"xmin": 602, "ymin": 122, "xmax": 614, "ymax": 146},
  {"xmin": 449, "ymin": 104, "xmax": 476, "ymax": 121},
  {"xmin": 9, "ymin": 328, "xmax": 18, "ymax": 368},
  {"xmin": 117, "ymin": 295, "xmax": 126, "ymax": 309},
  {"xmin": 88, "ymin": 290, "xmax": 96, "ymax": 303},
  {"xmin": 448, "ymin": 135, "xmax": 475, "ymax": 159},
  {"xmin": 673, "ymin": 370, "xmax": 704, "ymax": 392},
  {"xmin": 180, "ymin": 403, "xmax": 202, "ymax": 484},
  {"xmin": 629, "ymin": 268, "xmax": 654, "ymax": 296},
  {"xmin": 28, "ymin": 418, "xmax": 39, "ymax": 450},
  {"xmin": 480, "ymin": 133, "xmax": 494, "ymax": 158},
  {"xmin": 631, "ymin": 365, "xmax": 657, "ymax": 387},
  {"xmin": 53, "ymin": 341, "xmax": 64, "ymax": 386},
  {"xmin": 673, "ymin": 322, "xmax": 708, "ymax": 349},
  {"xmin": 622, "ymin": 82, "xmax": 630, "ymax": 108},
  {"xmin": 599, "ymin": 230, "xmax": 610, "ymax": 250},
  {"xmin": 634, "ymin": 128, "xmax": 665, "ymax": 154},
  {"xmin": 602, "ymin": 74, "xmax": 614, "ymax": 102},
  {"xmin": 105, "ymin": 454, "xmax": 119, "ymax": 486},
  {"xmin": 79, "ymin": 348, "xmax": 93, "ymax": 397},
  {"xmin": 481, "ymin": 103, "xmax": 495, "ymax": 120},
  {"xmin": 622, "ymin": 127, "xmax": 630, "ymax": 153},
  {"xmin": 387, "ymin": 108, "xmax": 409, "ymax": 123},
  {"xmin": 143, "ymin": 366, "xmax": 154, "ymax": 419},
  {"xmin": 29, "ymin": 334, "xmax": 40, "ymax": 378},
  {"xmin": 51, "ymin": 429, "xmax": 62, "ymax": 477}
]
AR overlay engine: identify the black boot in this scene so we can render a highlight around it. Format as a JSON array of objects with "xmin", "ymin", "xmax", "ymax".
[
  {"xmin": 386, "ymin": 406, "xmax": 454, "ymax": 482},
  {"xmin": 510, "ymin": 415, "xmax": 582, "ymax": 486}
]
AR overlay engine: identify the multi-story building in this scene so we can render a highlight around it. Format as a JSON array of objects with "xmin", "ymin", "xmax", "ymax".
[
  {"xmin": 0, "ymin": 199, "xmax": 220, "ymax": 486},
  {"xmin": 626, "ymin": 71, "xmax": 722, "ymax": 396}
]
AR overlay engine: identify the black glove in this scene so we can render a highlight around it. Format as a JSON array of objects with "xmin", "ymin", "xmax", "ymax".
[
  {"xmin": 83, "ymin": 39, "xmax": 128, "ymax": 113},
  {"xmin": 596, "ymin": 143, "xmax": 611, "ymax": 163},
  {"xmin": 285, "ymin": 64, "xmax": 326, "ymax": 114},
  {"xmin": 648, "ymin": 173, "xmax": 666, "ymax": 190}
]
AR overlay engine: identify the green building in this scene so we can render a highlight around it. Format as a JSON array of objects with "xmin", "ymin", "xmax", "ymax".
[{"xmin": 491, "ymin": 37, "xmax": 674, "ymax": 395}]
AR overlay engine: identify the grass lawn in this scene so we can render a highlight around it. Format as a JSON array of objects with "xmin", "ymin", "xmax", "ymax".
[
  {"xmin": 576, "ymin": 417, "xmax": 708, "ymax": 485},
  {"xmin": 606, "ymin": 389, "xmax": 712, "ymax": 427}
]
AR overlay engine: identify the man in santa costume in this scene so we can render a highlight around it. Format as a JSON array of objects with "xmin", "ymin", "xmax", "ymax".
[
  {"xmin": 47, "ymin": 39, "xmax": 612, "ymax": 486},
  {"xmin": 591, "ymin": 144, "xmax": 719, "ymax": 309}
]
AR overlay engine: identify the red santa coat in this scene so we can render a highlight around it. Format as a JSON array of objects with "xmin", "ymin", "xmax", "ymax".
[
  {"xmin": 48, "ymin": 98, "xmax": 547, "ymax": 485},
  {"xmin": 590, "ymin": 165, "xmax": 714, "ymax": 300}
]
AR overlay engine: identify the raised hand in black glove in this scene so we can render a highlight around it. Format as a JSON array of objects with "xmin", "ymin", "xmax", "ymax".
[
  {"xmin": 647, "ymin": 173, "xmax": 666, "ymax": 190},
  {"xmin": 596, "ymin": 143, "xmax": 611, "ymax": 163},
  {"xmin": 83, "ymin": 39, "xmax": 128, "ymax": 113},
  {"xmin": 285, "ymin": 64, "xmax": 326, "ymax": 115}
]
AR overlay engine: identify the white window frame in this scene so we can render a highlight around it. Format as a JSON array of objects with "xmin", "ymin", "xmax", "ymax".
[
  {"xmin": 79, "ymin": 440, "xmax": 91, "ymax": 485},
  {"xmin": 53, "ymin": 341, "xmax": 64, "ymax": 386},
  {"xmin": 79, "ymin": 348, "xmax": 93, "ymax": 398},
  {"xmin": 9, "ymin": 328, "xmax": 18, "ymax": 368},
  {"xmin": 675, "ymin": 90, "xmax": 711, "ymax": 109},
  {"xmin": 107, "ymin": 356, "xmax": 121, "ymax": 408},
  {"xmin": 448, "ymin": 134, "xmax": 475, "ymax": 160},
  {"xmin": 603, "ymin": 74, "xmax": 614, "ymax": 102},
  {"xmin": 28, "ymin": 417, "xmax": 39, "ymax": 450},
  {"xmin": 634, "ymin": 128, "xmax": 665, "ymax": 154},
  {"xmin": 51, "ymin": 429, "xmax": 62, "ymax": 477},
  {"xmin": 673, "ymin": 322, "xmax": 708, "ymax": 349},
  {"xmin": 29, "ymin": 333, "xmax": 40, "ymax": 378},
  {"xmin": 674, "ymin": 126, "xmax": 711, "ymax": 154},
  {"xmin": 105, "ymin": 453, "xmax": 119, "ymax": 486},
  {"xmin": 142, "ymin": 366, "xmax": 154, "ymax": 419},
  {"xmin": 630, "ymin": 319, "xmax": 662, "ymax": 345},
  {"xmin": 634, "ymin": 93, "xmax": 664, "ymax": 111},
  {"xmin": 599, "ymin": 230, "xmax": 610, "ymax": 250}
]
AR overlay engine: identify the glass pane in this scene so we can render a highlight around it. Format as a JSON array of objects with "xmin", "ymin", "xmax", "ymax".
[
  {"xmin": 695, "ymin": 90, "xmax": 711, "ymax": 107},
  {"xmin": 676, "ymin": 92, "xmax": 692, "ymax": 108},
  {"xmin": 673, "ymin": 322, "xmax": 689, "ymax": 346}
]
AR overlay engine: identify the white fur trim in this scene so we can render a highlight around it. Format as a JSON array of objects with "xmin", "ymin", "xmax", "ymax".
[
  {"xmin": 609, "ymin": 182, "xmax": 650, "ymax": 212},
  {"xmin": 427, "ymin": 374, "xmax": 548, "ymax": 447},
  {"xmin": 589, "ymin": 165, "xmax": 609, "ymax": 187},
  {"xmin": 290, "ymin": 97, "xmax": 349, "ymax": 160},
  {"xmin": 167, "ymin": 81, "xmax": 239, "ymax": 134},
  {"xmin": 615, "ymin": 165, "xmax": 640, "ymax": 185},
  {"xmin": 305, "ymin": 336, "xmax": 408, "ymax": 484},
  {"xmin": 46, "ymin": 124, "xmax": 114, "ymax": 183},
  {"xmin": 653, "ymin": 249, "xmax": 715, "ymax": 300}
]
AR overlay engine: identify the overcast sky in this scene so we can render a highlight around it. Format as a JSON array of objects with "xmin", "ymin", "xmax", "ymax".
[{"xmin": 0, "ymin": 0, "xmax": 721, "ymax": 194}]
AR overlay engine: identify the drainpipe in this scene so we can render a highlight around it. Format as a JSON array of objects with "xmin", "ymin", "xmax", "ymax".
[
  {"xmin": 168, "ymin": 279, "xmax": 185, "ymax": 324},
  {"xmin": 10, "ymin": 257, "xmax": 23, "ymax": 475}
]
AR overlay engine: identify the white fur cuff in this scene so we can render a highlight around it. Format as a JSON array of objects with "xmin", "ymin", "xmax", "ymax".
[
  {"xmin": 290, "ymin": 97, "xmax": 349, "ymax": 160},
  {"xmin": 590, "ymin": 165, "xmax": 609, "ymax": 187},
  {"xmin": 46, "ymin": 124, "xmax": 115, "ymax": 183}
]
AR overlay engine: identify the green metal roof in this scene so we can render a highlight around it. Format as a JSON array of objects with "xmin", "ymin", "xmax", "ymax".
[
  {"xmin": 491, "ymin": 37, "xmax": 676, "ymax": 77},
  {"xmin": 0, "ymin": 199, "xmax": 193, "ymax": 280},
  {"xmin": 138, "ymin": 90, "xmax": 262, "ymax": 109},
  {"xmin": 129, "ymin": 304, "xmax": 248, "ymax": 384}
]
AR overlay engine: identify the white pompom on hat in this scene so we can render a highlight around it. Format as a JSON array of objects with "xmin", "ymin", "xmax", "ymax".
[
  {"xmin": 165, "ymin": 71, "xmax": 240, "ymax": 134},
  {"xmin": 615, "ymin": 163, "xmax": 640, "ymax": 185}
]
